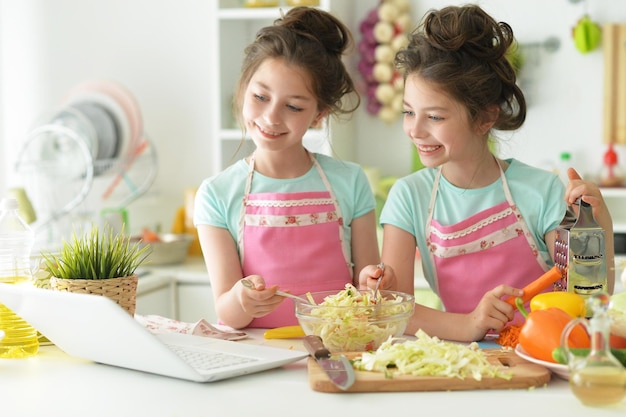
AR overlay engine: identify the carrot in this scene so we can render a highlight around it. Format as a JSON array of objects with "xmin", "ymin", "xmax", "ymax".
[
  {"xmin": 496, "ymin": 324, "xmax": 521, "ymax": 348},
  {"xmin": 141, "ymin": 227, "xmax": 161, "ymax": 243},
  {"xmin": 504, "ymin": 265, "xmax": 564, "ymax": 306}
]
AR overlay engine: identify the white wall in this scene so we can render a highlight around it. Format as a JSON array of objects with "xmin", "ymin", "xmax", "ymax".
[
  {"xmin": 1, "ymin": 0, "xmax": 625, "ymax": 235},
  {"xmin": 354, "ymin": 0, "xmax": 626, "ymax": 180}
]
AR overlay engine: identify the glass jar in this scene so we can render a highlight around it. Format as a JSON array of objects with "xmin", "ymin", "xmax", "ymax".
[{"xmin": 561, "ymin": 293, "xmax": 626, "ymax": 406}]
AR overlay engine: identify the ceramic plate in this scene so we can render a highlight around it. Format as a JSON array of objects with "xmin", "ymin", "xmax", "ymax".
[
  {"xmin": 515, "ymin": 344, "xmax": 570, "ymax": 380},
  {"xmin": 69, "ymin": 101, "xmax": 119, "ymax": 161},
  {"xmin": 63, "ymin": 90, "xmax": 132, "ymax": 162},
  {"xmin": 65, "ymin": 80, "xmax": 143, "ymax": 159}
]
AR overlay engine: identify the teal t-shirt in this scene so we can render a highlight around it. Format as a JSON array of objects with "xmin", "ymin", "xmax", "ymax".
[
  {"xmin": 380, "ymin": 158, "xmax": 567, "ymax": 289},
  {"xmin": 194, "ymin": 153, "xmax": 376, "ymax": 262}
]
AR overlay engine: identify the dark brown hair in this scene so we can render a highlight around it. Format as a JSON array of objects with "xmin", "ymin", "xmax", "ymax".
[
  {"xmin": 395, "ymin": 4, "xmax": 525, "ymax": 131},
  {"xmin": 233, "ymin": 6, "xmax": 359, "ymax": 126}
]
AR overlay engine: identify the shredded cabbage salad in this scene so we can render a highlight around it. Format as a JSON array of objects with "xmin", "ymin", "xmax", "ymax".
[
  {"xmin": 353, "ymin": 329, "xmax": 513, "ymax": 381},
  {"xmin": 298, "ymin": 284, "xmax": 413, "ymax": 352}
]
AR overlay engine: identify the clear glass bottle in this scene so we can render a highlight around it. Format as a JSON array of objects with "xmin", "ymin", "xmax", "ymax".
[
  {"xmin": 0, "ymin": 197, "xmax": 39, "ymax": 358},
  {"xmin": 562, "ymin": 293, "xmax": 626, "ymax": 406}
]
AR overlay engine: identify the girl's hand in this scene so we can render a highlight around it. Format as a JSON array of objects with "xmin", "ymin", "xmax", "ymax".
[
  {"xmin": 463, "ymin": 284, "xmax": 522, "ymax": 341},
  {"xmin": 565, "ymin": 167, "xmax": 615, "ymax": 294},
  {"xmin": 237, "ymin": 276, "xmax": 284, "ymax": 318},
  {"xmin": 357, "ymin": 263, "xmax": 397, "ymax": 292},
  {"xmin": 565, "ymin": 168, "xmax": 611, "ymax": 224}
]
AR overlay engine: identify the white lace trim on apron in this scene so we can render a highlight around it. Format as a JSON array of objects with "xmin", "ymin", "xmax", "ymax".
[
  {"xmin": 429, "ymin": 206, "xmax": 514, "ymax": 241},
  {"xmin": 245, "ymin": 197, "xmax": 335, "ymax": 208}
]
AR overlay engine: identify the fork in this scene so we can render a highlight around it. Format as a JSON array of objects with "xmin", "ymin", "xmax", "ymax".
[
  {"xmin": 240, "ymin": 278, "xmax": 309, "ymax": 303},
  {"xmin": 373, "ymin": 262, "xmax": 385, "ymax": 303}
]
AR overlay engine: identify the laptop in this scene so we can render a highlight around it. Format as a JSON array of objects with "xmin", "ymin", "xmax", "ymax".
[{"xmin": 0, "ymin": 283, "xmax": 308, "ymax": 382}]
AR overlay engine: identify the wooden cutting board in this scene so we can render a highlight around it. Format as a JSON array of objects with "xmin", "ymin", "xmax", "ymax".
[
  {"xmin": 307, "ymin": 349, "xmax": 551, "ymax": 393},
  {"xmin": 603, "ymin": 23, "xmax": 626, "ymax": 145}
]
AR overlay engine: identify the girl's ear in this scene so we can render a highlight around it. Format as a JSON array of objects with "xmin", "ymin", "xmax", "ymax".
[
  {"xmin": 311, "ymin": 111, "xmax": 328, "ymax": 129},
  {"xmin": 476, "ymin": 105, "xmax": 499, "ymax": 135}
]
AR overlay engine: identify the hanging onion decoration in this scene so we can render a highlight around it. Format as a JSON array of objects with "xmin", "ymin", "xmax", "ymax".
[{"xmin": 357, "ymin": 0, "xmax": 411, "ymax": 124}]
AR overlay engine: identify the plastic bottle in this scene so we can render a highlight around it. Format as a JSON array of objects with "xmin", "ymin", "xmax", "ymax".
[
  {"xmin": 556, "ymin": 151, "xmax": 572, "ymax": 184},
  {"xmin": 599, "ymin": 143, "xmax": 625, "ymax": 187},
  {"xmin": 0, "ymin": 197, "xmax": 39, "ymax": 358}
]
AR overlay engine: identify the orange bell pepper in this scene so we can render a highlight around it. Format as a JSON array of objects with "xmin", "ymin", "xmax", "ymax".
[
  {"xmin": 611, "ymin": 333, "xmax": 626, "ymax": 349},
  {"xmin": 516, "ymin": 298, "xmax": 590, "ymax": 363}
]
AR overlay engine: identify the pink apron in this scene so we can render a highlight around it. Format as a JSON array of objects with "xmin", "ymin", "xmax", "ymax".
[
  {"xmin": 426, "ymin": 160, "xmax": 549, "ymax": 321},
  {"xmin": 238, "ymin": 152, "xmax": 352, "ymax": 328}
]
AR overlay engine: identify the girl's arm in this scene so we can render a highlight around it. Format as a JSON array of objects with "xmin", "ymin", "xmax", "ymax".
[
  {"xmin": 349, "ymin": 209, "xmax": 381, "ymax": 286},
  {"xmin": 196, "ymin": 224, "xmax": 283, "ymax": 329},
  {"xmin": 403, "ymin": 283, "xmax": 520, "ymax": 342},
  {"xmin": 381, "ymin": 224, "xmax": 417, "ymax": 295},
  {"xmin": 380, "ymin": 224, "xmax": 521, "ymax": 342}
]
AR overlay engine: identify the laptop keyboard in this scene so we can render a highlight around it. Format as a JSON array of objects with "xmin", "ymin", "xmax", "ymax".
[{"xmin": 167, "ymin": 344, "xmax": 259, "ymax": 371}]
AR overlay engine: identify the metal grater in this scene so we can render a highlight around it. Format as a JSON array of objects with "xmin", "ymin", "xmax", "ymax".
[{"xmin": 553, "ymin": 198, "xmax": 607, "ymax": 311}]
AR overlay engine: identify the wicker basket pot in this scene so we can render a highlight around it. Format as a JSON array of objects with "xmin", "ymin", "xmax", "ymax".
[{"xmin": 49, "ymin": 275, "xmax": 139, "ymax": 316}]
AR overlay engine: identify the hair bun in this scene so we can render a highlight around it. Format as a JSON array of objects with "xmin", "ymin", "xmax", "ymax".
[
  {"xmin": 424, "ymin": 5, "xmax": 513, "ymax": 61},
  {"xmin": 278, "ymin": 7, "xmax": 349, "ymax": 55}
]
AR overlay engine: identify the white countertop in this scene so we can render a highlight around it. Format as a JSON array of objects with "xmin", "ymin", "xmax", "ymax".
[{"xmin": 1, "ymin": 329, "xmax": 624, "ymax": 417}]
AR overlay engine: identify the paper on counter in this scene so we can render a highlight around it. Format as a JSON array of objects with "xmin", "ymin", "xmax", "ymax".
[{"xmin": 135, "ymin": 314, "xmax": 247, "ymax": 341}]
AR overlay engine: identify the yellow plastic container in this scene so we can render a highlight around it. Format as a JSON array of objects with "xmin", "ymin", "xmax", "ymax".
[
  {"xmin": 244, "ymin": 0, "xmax": 279, "ymax": 7},
  {"xmin": 286, "ymin": 0, "xmax": 320, "ymax": 5}
]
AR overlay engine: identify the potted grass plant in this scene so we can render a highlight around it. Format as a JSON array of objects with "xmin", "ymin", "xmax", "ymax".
[{"xmin": 40, "ymin": 225, "xmax": 151, "ymax": 316}]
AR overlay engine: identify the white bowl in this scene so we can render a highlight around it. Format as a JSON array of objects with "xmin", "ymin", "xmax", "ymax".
[{"xmin": 133, "ymin": 233, "xmax": 194, "ymax": 266}]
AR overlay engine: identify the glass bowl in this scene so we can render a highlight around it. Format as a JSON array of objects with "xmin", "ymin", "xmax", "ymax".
[{"xmin": 294, "ymin": 287, "xmax": 414, "ymax": 352}]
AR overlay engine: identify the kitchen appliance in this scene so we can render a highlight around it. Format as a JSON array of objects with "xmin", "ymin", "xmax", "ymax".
[
  {"xmin": 554, "ymin": 199, "xmax": 607, "ymax": 315},
  {"xmin": 303, "ymin": 335, "xmax": 355, "ymax": 391},
  {"xmin": 13, "ymin": 81, "xmax": 158, "ymax": 250}
]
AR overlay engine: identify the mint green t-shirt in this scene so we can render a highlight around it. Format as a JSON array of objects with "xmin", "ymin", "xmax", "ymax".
[
  {"xmin": 380, "ymin": 158, "xmax": 566, "ymax": 289},
  {"xmin": 194, "ymin": 153, "xmax": 376, "ymax": 261}
]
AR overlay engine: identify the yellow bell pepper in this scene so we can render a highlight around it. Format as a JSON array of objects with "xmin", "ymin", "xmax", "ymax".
[{"xmin": 530, "ymin": 292, "xmax": 586, "ymax": 318}]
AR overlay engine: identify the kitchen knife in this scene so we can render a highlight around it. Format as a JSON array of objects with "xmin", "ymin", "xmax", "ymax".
[{"xmin": 303, "ymin": 335, "xmax": 355, "ymax": 391}]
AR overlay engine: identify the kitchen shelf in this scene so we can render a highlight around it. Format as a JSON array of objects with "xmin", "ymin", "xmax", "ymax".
[
  {"xmin": 599, "ymin": 187, "xmax": 626, "ymax": 233},
  {"xmin": 218, "ymin": 7, "xmax": 287, "ymax": 20},
  {"xmin": 600, "ymin": 187, "xmax": 626, "ymax": 197}
]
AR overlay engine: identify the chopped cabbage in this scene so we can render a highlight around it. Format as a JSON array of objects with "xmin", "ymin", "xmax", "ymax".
[
  {"xmin": 353, "ymin": 329, "xmax": 513, "ymax": 381},
  {"xmin": 299, "ymin": 284, "xmax": 413, "ymax": 352}
]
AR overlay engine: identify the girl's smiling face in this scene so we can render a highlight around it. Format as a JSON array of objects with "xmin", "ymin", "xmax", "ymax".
[
  {"xmin": 401, "ymin": 73, "xmax": 486, "ymax": 169},
  {"xmin": 242, "ymin": 57, "xmax": 324, "ymax": 153}
]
